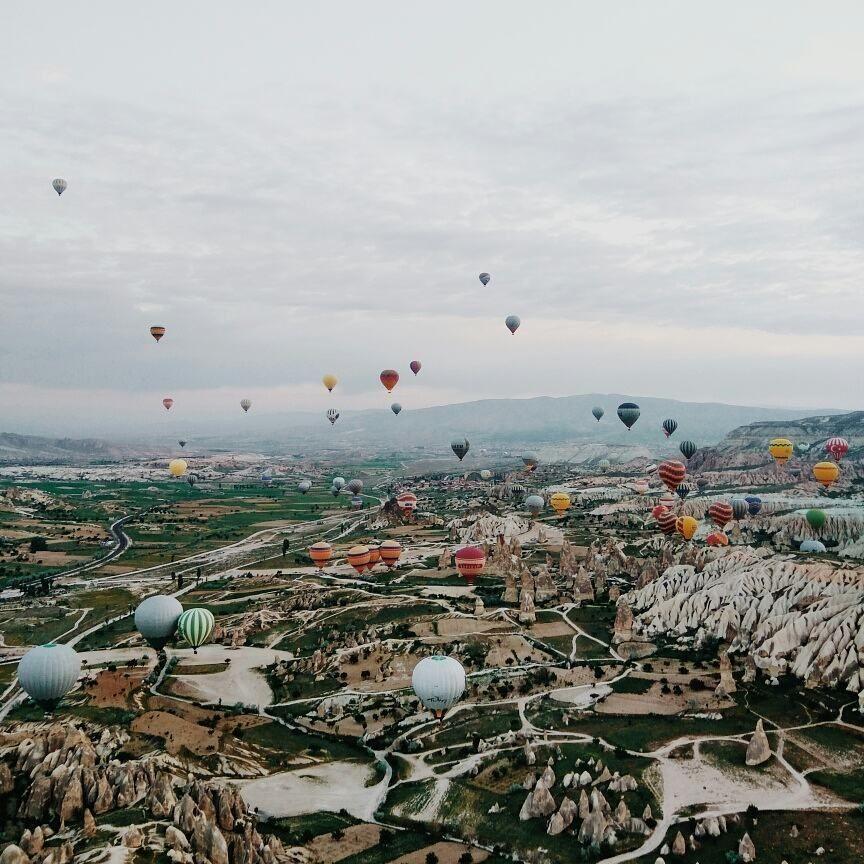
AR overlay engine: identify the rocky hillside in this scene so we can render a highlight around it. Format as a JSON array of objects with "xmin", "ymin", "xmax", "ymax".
[{"xmin": 0, "ymin": 433, "xmax": 142, "ymax": 464}]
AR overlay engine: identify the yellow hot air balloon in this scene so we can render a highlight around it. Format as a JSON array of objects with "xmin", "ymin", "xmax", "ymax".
[
  {"xmin": 169, "ymin": 459, "xmax": 188, "ymax": 478},
  {"xmin": 549, "ymin": 492, "xmax": 571, "ymax": 516},
  {"xmin": 675, "ymin": 515, "xmax": 698, "ymax": 540},
  {"xmin": 769, "ymin": 438, "xmax": 794, "ymax": 465},
  {"xmin": 812, "ymin": 461, "xmax": 840, "ymax": 488},
  {"xmin": 322, "ymin": 374, "xmax": 338, "ymax": 393}
]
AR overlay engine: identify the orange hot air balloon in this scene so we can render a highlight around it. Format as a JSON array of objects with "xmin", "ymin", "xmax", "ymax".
[
  {"xmin": 162, "ymin": 397, "xmax": 174, "ymax": 411},
  {"xmin": 150, "ymin": 326, "xmax": 166, "ymax": 342},
  {"xmin": 708, "ymin": 501, "xmax": 733, "ymax": 530},
  {"xmin": 367, "ymin": 544, "xmax": 381, "ymax": 567},
  {"xmin": 380, "ymin": 370, "xmax": 399, "ymax": 392},
  {"xmin": 813, "ymin": 461, "xmax": 840, "ymax": 488},
  {"xmin": 346, "ymin": 544, "xmax": 371, "ymax": 574},
  {"xmin": 706, "ymin": 531, "xmax": 729, "ymax": 547},
  {"xmin": 676, "ymin": 515, "xmax": 698, "ymax": 540},
  {"xmin": 379, "ymin": 539, "xmax": 402, "ymax": 568},
  {"xmin": 454, "ymin": 546, "xmax": 485, "ymax": 585},
  {"xmin": 308, "ymin": 542, "xmax": 333, "ymax": 569}
]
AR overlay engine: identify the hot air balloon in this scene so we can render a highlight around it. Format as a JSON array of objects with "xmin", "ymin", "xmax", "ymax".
[
  {"xmin": 679, "ymin": 441, "xmax": 698, "ymax": 461},
  {"xmin": 309, "ymin": 542, "xmax": 333, "ymax": 569},
  {"xmin": 651, "ymin": 504, "xmax": 668, "ymax": 520},
  {"xmin": 380, "ymin": 370, "xmax": 399, "ymax": 392},
  {"xmin": 505, "ymin": 315, "xmax": 520, "ymax": 334},
  {"xmin": 479, "ymin": 272, "xmax": 491, "ymax": 286},
  {"xmin": 731, "ymin": 499, "xmax": 749, "ymax": 521},
  {"xmin": 150, "ymin": 326, "xmax": 166, "ymax": 343},
  {"xmin": 177, "ymin": 608, "xmax": 214, "ymax": 654},
  {"xmin": 333, "ymin": 477, "xmax": 346, "ymax": 491},
  {"xmin": 708, "ymin": 501, "xmax": 733, "ymax": 530},
  {"xmin": 327, "ymin": 409, "xmax": 340, "ymax": 426},
  {"xmin": 645, "ymin": 464, "xmax": 658, "ymax": 474},
  {"xmin": 367, "ymin": 545, "xmax": 381, "ymax": 568},
  {"xmin": 657, "ymin": 510, "xmax": 677, "ymax": 535},
  {"xmin": 662, "ymin": 419, "xmax": 678, "ymax": 438},
  {"xmin": 451, "ymin": 437, "xmax": 470, "ymax": 461},
  {"xmin": 350, "ymin": 496, "xmax": 363, "ymax": 509},
  {"xmin": 524, "ymin": 494, "xmax": 544, "ymax": 516},
  {"xmin": 480, "ymin": 469, "xmax": 492, "ymax": 481},
  {"xmin": 676, "ymin": 515, "xmax": 698, "ymax": 540},
  {"xmin": 633, "ymin": 479, "xmax": 650, "ymax": 495},
  {"xmin": 549, "ymin": 492, "xmax": 571, "ymax": 515},
  {"xmin": 178, "ymin": 440, "xmax": 187, "ymax": 448},
  {"xmin": 347, "ymin": 478, "xmax": 363, "ymax": 495},
  {"xmin": 658, "ymin": 460, "xmax": 686, "ymax": 493},
  {"xmin": 397, "ymin": 492, "xmax": 418, "ymax": 513},
  {"xmin": 658, "ymin": 491, "xmax": 676, "ymax": 510},
  {"xmin": 522, "ymin": 452, "xmax": 539, "ymax": 471},
  {"xmin": 598, "ymin": 458, "xmax": 611, "ymax": 474},
  {"xmin": 410, "ymin": 360, "xmax": 422, "ymax": 375},
  {"xmin": 391, "ymin": 403, "xmax": 402, "ymax": 415},
  {"xmin": 511, "ymin": 483, "xmax": 526, "ymax": 498},
  {"xmin": 330, "ymin": 486, "xmax": 340, "ymax": 497},
  {"xmin": 592, "ymin": 406, "xmax": 604, "ymax": 422},
  {"xmin": 163, "ymin": 398, "xmax": 174, "ymax": 411},
  {"xmin": 617, "ymin": 403, "xmax": 640, "ymax": 430},
  {"xmin": 240, "ymin": 399, "xmax": 251, "ymax": 413},
  {"xmin": 297, "ymin": 480, "xmax": 312, "ymax": 494},
  {"xmin": 706, "ymin": 531, "xmax": 729, "ymax": 547},
  {"xmin": 769, "ymin": 438, "xmax": 794, "ymax": 465},
  {"xmin": 800, "ymin": 539, "xmax": 827, "ymax": 553},
  {"xmin": 412, "ymin": 655, "xmax": 466, "ymax": 718},
  {"xmin": 322, "ymin": 374, "xmax": 338, "ymax": 393},
  {"xmin": 347, "ymin": 545, "xmax": 371, "ymax": 574},
  {"xmin": 454, "ymin": 546, "xmax": 486, "ymax": 584},
  {"xmin": 675, "ymin": 483, "xmax": 690, "ymax": 501},
  {"xmin": 18, "ymin": 644, "xmax": 81, "ymax": 711},
  {"xmin": 135, "ymin": 595, "xmax": 183, "ymax": 649},
  {"xmin": 696, "ymin": 477, "xmax": 709, "ymax": 493},
  {"xmin": 745, "ymin": 495, "xmax": 762, "ymax": 516},
  {"xmin": 52, "ymin": 178, "xmax": 67, "ymax": 196},
  {"xmin": 379, "ymin": 539, "xmax": 402, "ymax": 568},
  {"xmin": 806, "ymin": 508, "xmax": 826, "ymax": 533},
  {"xmin": 825, "ymin": 437, "xmax": 849, "ymax": 462},
  {"xmin": 813, "ymin": 461, "xmax": 840, "ymax": 488},
  {"xmin": 187, "ymin": 475, "xmax": 197, "ymax": 487},
  {"xmin": 169, "ymin": 459, "xmax": 187, "ymax": 478}
]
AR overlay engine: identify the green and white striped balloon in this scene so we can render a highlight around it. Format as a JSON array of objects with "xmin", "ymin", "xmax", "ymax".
[{"xmin": 177, "ymin": 608, "xmax": 215, "ymax": 653}]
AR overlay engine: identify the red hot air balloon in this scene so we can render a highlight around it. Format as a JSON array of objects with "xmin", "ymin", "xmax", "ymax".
[
  {"xmin": 706, "ymin": 531, "xmax": 729, "ymax": 547},
  {"xmin": 708, "ymin": 501, "xmax": 734, "ymax": 530},
  {"xmin": 346, "ymin": 545, "xmax": 371, "ymax": 574},
  {"xmin": 379, "ymin": 539, "xmax": 402, "ymax": 568},
  {"xmin": 397, "ymin": 492, "xmax": 418, "ymax": 513},
  {"xmin": 651, "ymin": 504, "xmax": 668, "ymax": 520},
  {"xmin": 410, "ymin": 360, "xmax": 422, "ymax": 376},
  {"xmin": 380, "ymin": 370, "xmax": 399, "ymax": 392},
  {"xmin": 656, "ymin": 511, "xmax": 678, "ymax": 535},
  {"xmin": 454, "ymin": 546, "xmax": 486, "ymax": 585},
  {"xmin": 658, "ymin": 460, "xmax": 686, "ymax": 493},
  {"xmin": 825, "ymin": 437, "xmax": 849, "ymax": 462},
  {"xmin": 162, "ymin": 398, "xmax": 174, "ymax": 411}
]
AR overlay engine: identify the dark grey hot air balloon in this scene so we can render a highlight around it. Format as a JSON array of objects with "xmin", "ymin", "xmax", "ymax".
[
  {"xmin": 592, "ymin": 406, "xmax": 604, "ymax": 422},
  {"xmin": 479, "ymin": 272, "xmax": 491, "ymax": 286},
  {"xmin": 745, "ymin": 495, "xmax": 762, "ymax": 516},
  {"xmin": 347, "ymin": 479, "xmax": 363, "ymax": 495},
  {"xmin": 327, "ymin": 409, "xmax": 340, "ymax": 426},
  {"xmin": 616, "ymin": 402, "xmax": 640, "ymax": 430},
  {"xmin": 679, "ymin": 440, "xmax": 698, "ymax": 460},
  {"xmin": 662, "ymin": 418, "xmax": 678, "ymax": 438},
  {"xmin": 521, "ymin": 452, "xmax": 539, "ymax": 470},
  {"xmin": 178, "ymin": 440, "xmax": 187, "ymax": 448},
  {"xmin": 731, "ymin": 498, "xmax": 749, "ymax": 521},
  {"xmin": 135, "ymin": 594, "xmax": 183, "ymax": 649},
  {"xmin": 505, "ymin": 315, "xmax": 521, "ymax": 335},
  {"xmin": 391, "ymin": 403, "xmax": 402, "ymax": 415},
  {"xmin": 187, "ymin": 474, "xmax": 197, "ymax": 487},
  {"xmin": 451, "ymin": 437, "xmax": 470, "ymax": 461},
  {"xmin": 675, "ymin": 483, "xmax": 690, "ymax": 501},
  {"xmin": 18, "ymin": 643, "xmax": 81, "ymax": 711},
  {"xmin": 52, "ymin": 178, "xmax": 67, "ymax": 196}
]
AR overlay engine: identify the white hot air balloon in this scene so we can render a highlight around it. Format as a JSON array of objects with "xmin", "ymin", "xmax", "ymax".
[
  {"xmin": 525, "ymin": 494, "xmax": 544, "ymax": 516},
  {"xmin": 18, "ymin": 643, "xmax": 81, "ymax": 710},
  {"xmin": 135, "ymin": 594, "xmax": 183, "ymax": 649},
  {"xmin": 240, "ymin": 399, "xmax": 252, "ymax": 413},
  {"xmin": 332, "ymin": 477, "xmax": 346, "ymax": 491},
  {"xmin": 297, "ymin": 480, "xmax": 312, "ymax": 494},
  {"xmin": 411, "ymin": 655, "xmax": 466, "ymax": 718},
  {"xmin": 480, "ymin": 469, "xmax": 492, "ymax": 480},
  {"xmin": 52, "ymin": 178, "xmax": 67, "ymax": 196}
]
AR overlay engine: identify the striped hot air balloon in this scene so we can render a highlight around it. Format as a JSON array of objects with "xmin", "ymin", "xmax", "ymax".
[
  {"xmin": 662, "ymin": 418, "xmax": 678, "ymax": 438},
  {"xmin": 309, "ymin": 541, "xmax": 333, "ymax": 569},
  {"xmin": 327, "ymin": 409, "xmax": 340, "ymax": 426},
  {"xmin": 380, "ymin": 370, "xmax": 399, "ymax": 392},
  {"xmin": 379, "ymin": 539, "xmax": 402, "ymax": 568},
  {"xmin": 163, "ymin": 397, "xmax": 174, "ymax": 411},
  {"xmin": 367, "ymin": 544, "xmax": 381, "ymax": 567},
  {"xmin": 676, "ymin": 515, "xmax": 698, "ymax": 540},
  {"xmin": 745, "ymin": 495, "xmax": 762, "ymax": 516},
  {"xmin": 675, "ymin": 483, "xmax": 690, "ymax": 501},
  {"xmin": 813, "ymin": 461, "xmax": 840, "ymax": 488},
  {"xmin": 454, "ymin": 546, "xmax": 485, "ymax": 585},
  {"xmin": 706, "ymin": 531, "xmax": 729, "ymax": 547},
  {"xmin": 658, "ymin": 491, "xmax": 676, "ymax": 510},
  {"xmin": 658, "ymin": 460, "xmax": 686, "ymax": 493},
  {"xmin": 397, "ymin": 492, "xmax": 418, "ymax": 513},
  {"xmin": 825, "ymin": 437, "xmax": 849, "ymax": 462},
  {"xmin": 177, "ymin": 608, "xmax": 215, "ymax": 654},
  {"xmin": 708, "ymin": 501, "xmax": 733, "ymax": 530},
  {"xmin": 240, "ymin": 399, "xmax": 252, "ymax": 413},
  {"xmin": 150, "ymin": 326, "xmax": 166, "ymax": 342},
  {"xmin": 52, "ymin": 178, "xmax": 68, "ymax": 196},
  {"xmin": 679, "ymin": 440, "xmax": 698, "ymax": 460},
  {"xmin": 346, "ymin": 545, "xmax": 371, "ymax": 574},
  {"xmin": 657, "ymin": 510, "xmax": 677, "ymax": 535},
  {"xmin": 769, "ymin": 438, "xmax": 794, "ymax": 465},
  {"xmin": 617, "ymin": 402, "xmax": 640, "ymax": 430},
  {"xmin": 731, "ymin": 498, "xmax": 749, "ymax": 521}
]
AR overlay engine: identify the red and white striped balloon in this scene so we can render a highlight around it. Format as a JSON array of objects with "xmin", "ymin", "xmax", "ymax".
[
  {"xmin": 658, "ymin": 460, "xmax": 686, "ymax": 493},
  {"xmin": 825, "ymin": 437, "xmax": 849, "ymax": 462}
]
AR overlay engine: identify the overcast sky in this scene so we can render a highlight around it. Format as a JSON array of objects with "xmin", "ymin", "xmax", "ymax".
[{"xmin": 3, "ymin": 2, "xmax": 864, "ymax": 436}]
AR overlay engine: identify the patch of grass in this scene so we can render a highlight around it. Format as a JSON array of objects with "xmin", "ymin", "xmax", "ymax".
[
  {"xmin": 611, "ymin": 675, "xmax": 655, "ymax": 695},
  {"xmin": 265, "ymin": 811, "xmax": 359, "ymax": 844},
  {"xmin": 807, "ymin": 767, "xmax": 864, "ymax": 802}
]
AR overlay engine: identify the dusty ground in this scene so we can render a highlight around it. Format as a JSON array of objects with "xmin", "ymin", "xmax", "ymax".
[
  {"xmin": 132, "ymin": 710, "xmax": 221, "ymax": 755},
  {"xmin": 83, "ymin": 669, "xmax": 149, "ymax": 709},
  {"xmin": 340, "ymin": 647, "xmax": 417, "ymax": 692},
  {"xmin": 597, "ymin": 685, "xmax": 733, "ymax": 716},
  {"xmin": 306, "ymin": 823, "xmax": 380, "ymax": 863}
]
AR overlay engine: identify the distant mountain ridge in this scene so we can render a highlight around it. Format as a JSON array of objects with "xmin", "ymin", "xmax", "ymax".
[{"xmin": 0, "ymin": 432, "xmax": 144, "ymax": 464}]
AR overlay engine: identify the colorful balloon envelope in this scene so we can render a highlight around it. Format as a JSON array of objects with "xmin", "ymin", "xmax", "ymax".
[
  {"xmin": 479, "ymin": 272, "xmax": 491, "ymax": 285},
  {"xmin": 322, "ymin": 374, "xmax": 338, "ymax": 392},
  {"xmin": 379, "ymin": 539, "xmax": 402, "ymax": 568},
  {"xmin": 658, "ymin": 460, "xmax": 686, "ymax": 492},
  {"xmin": 505, "ymin": 314, "xmax": 521, "ymax": 334},
  {"xmin": 397, "ymin": 491, "xmax": 418, "ymax": 512},
  {"xmin": 657, "ymin": 511, "xmax": 678, "ymax": 535},
  {"xmin": 451, "ymin": 437, "xmax": 470, "ymax": 461},
  {"xmin": 169, "ymin": 459, "xmax": 187, "ymax": 478},
  {"xmin": 769, "ymin": 438, "xmax": 794, "ymax": 465},
  {"xmin": 177, "ymin": 608, "xmax": 215, "ymax": 654},
  {"xmin": 454, "ymin": 546, "xmax": 486, "ymax": 584},
  {"xmin": 163, "ymin": 397, "xmax": 174, "ymax": 411},
  {"xmin": 525, "ymin": 494, "xmax": 545, "ymax": 515},
  {"xmin": 708, "ymin": 501, "xmax": 733, "ymax": 530},
  {"xmin": 806, "ymin": 508, "xmax": 826, "ymax": 532},
  {"xmin": 327, "ymin": 409, "xmax": 340, "ymax": 426},
  {"xmin": 825, "ymin": 436, "xmax": 849, "ymax": 462},
  {"xmin": 346, "ymin": 544, "xmax": 371, "ymax": 574},
  {"xmin": 617, "ymin": 402, "xmax": 641, "ymax": 430},
  {"xmin": 662, "ymin": 418, "xmax": 678, "ymax": 438},
  {"xmin": 676, "ymin": 515, "xmax": 698, "ymax": 540},
  {"xmin": 549, "ymin": 492, "xmax": 571, "ymax": 514},
  {"xmin": 367, "ymin": 545, "xmax": 381, "ymax": 567},
  {"xmin": 633, "ymin": 479, "xmax": 650, "ymax": 495},
  {"xmin": 410, "ymin": 360, "xmax": 422, "ymax": 375},
  {"xmin": 813, "ymin": 461, "xmax": 840, "ymax": 488},
  {"xmin": 731, "ymin": 498, "xmax": 749, "ymax": 521},
  {"xmin": 651, "ymin": 504, "xmax": 669, "ymax": 520},
  {"xmin": 706, "ymin": 531, "xmax": 729, "ymax": 547},
  {"xmin": 592, "ymin": 406, "xmax": 604, "ymax": 422},
  {"xmin": 522, "ymin": 452, "xmax": 539, "ymax": 471},
  {"xmin": 52, "ymin": 178, "xmax": 68, "ymax": 196},
  {"xmin": 658, "ymin": 492, "xmax": 676, "ymax": 510},
  {"xmin": 380, "ymin": 370, "xmax": 399, "ymax": 392},
  {"xmin": 309, "ymin": 542, "xmax": 333, "ymax": 569},
  {"xmin": 150, "ymin": 325, "xmax": 166, "ymax": 342},
  {"xmin": 391, "ymin": 403, "xmax": 402, "ymax": 415},
  {"xmin": 745, "ymin": 495, "xmax": 762, "ymax": 516},
  {"xmin": 675, "ymin": 483, "xmax": 690, "ymax": 501},
  {"xmin": 679, "ymin": 440, "xmax": 698, "ymax": 460},
  {"xmin": 240, "ymin": 398, "xmax": 252, "ymax": 413}
]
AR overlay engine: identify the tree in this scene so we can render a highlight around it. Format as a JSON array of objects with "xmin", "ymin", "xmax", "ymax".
[
  {"xmin": 425, "ymin": 854, "xmax": 439, "ymax": 864},
  {"xmin": 29, "ymin": 537, "xmax": 48, "ymax": 553},
  {"xmin": 378, "ymin": 829, "xmax": 394, "ymax": 847}
]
